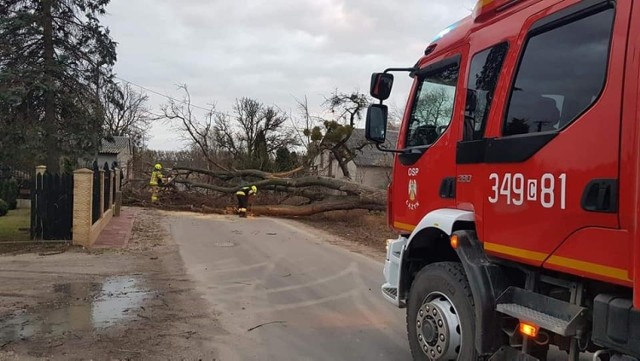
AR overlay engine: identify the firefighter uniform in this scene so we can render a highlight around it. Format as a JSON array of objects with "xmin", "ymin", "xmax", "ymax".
[
  {"xmin": 149, "ymin": 163, "xmax": 164, "ymax": 202},
  {"xmin": 236, "ymin": 185, "xmax": 257, "ymax": 218}
]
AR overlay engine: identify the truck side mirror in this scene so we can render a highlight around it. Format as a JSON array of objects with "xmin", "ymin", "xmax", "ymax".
[
  {"xmin": 365, "ymin": 104, "xmax": 388, "ymax": 144},
  {"xmin": 370, "ymin": 73, "xmax": 394, "ymax": 101}
]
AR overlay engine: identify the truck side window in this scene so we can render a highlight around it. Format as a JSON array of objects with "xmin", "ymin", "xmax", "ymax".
[
  {"xmin": 464, "ymin": 42, "xmax": 509, "ymax": 141},
  {"xmin": 503, "ymin": 8, "xmax": 614, "ymax": 136},
  {"xmin": 406, "ymin": 59, "xmax": 459, "ymax": 148}
]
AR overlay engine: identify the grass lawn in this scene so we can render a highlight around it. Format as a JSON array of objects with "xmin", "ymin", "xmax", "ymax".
[{"xmin": 0, "ymin": 207, "xmax": 31, "ymax": 242}]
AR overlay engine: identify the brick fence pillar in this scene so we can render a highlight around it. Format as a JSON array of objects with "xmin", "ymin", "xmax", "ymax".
[
  {"xmin": 72, "ymin": 169, "xmax": 93, "ymax": 247},
  {"xmin": 114, "ymin": 168, "xmax": 121, "ymax": 193},
  {"xmin": 35, "ymin": 165, "xmax": 46, "ymax": 176}
]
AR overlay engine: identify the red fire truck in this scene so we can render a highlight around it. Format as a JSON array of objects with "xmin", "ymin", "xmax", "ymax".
[{"xmin": 365, "ymin": 0, "xmax": 640, "ymax": 360}]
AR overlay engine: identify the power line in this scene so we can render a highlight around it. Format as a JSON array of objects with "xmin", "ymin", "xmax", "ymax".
[
  {"xmin": 114, "ymin": 76, "xmax": 325, "ymax": 132},
  {"xmin": 114, "ymin": 76, "xmax": 215, "ymax": 112}
]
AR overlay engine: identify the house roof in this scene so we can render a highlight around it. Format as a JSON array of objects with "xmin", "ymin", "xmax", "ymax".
[
  {"xmin": 99, "ymin": 136, "xmax": 131, "ymax": 155},
  {"xmin": 346, "ymin": 128, "xmax": 399, "ymax": 168}
]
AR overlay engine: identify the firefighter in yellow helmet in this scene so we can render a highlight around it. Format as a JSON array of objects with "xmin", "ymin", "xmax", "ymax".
[
  {"xmin": 149, "ymin": 163, "xmax": 164, "ymax": 202},
  {"xmin": 235, "ymin": 185, "xmax": 257, "ymax": 218}
]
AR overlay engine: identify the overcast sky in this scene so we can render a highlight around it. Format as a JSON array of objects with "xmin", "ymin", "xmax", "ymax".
[{"xmin": 102, "ymin": 0, "xmax": 474, "ymax": 150}]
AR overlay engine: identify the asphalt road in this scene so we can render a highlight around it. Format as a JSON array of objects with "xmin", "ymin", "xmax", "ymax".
[{"xmin": 168, "ymin": 212, "xmax": 592, "ymax": 361}]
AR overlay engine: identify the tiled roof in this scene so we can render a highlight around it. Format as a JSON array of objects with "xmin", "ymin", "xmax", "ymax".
[
  {"xmin": 346, "ymin": 129, "xmax": 399, "ymax": 168},
  {"xmin": 100, "ymin": 136, "xmax": 130, "ymax": 154}
]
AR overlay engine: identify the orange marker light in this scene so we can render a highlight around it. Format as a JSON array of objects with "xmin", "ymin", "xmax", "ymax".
[
  {"xmin": 473, "ymin": 0, "xmax": 521, "ymax": 22},
  {"xmin": 519, "ymin": 322, "xmax": 539, "ymax": 338},
  {"xmin": 450, "ymin": 235, "xmax": 459, "ymax": 249}
]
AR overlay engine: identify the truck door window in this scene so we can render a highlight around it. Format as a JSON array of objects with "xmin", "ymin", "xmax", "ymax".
[
  {"xmin": 464, "ymin": 42, "xmax": 509, "ymax": 141},
  {"xmin": 503, "ymin": 8, "xmax": 614, "ymax": 136},
  {"xmin": 406, "ymin": 59, "xmax": 459, "ymax": 148}
]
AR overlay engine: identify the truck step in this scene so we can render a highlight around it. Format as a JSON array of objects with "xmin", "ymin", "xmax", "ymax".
[
  {"xmin": 488, "ymin": 346, "xmax": 540, "ymax": 361},
  {"xmin": 382, "ymin": 286, "xmax": 398, "ymax": 299},
  {"xmin": 496, "ymin": 287, "xmax": 587, "ymax": 337}
]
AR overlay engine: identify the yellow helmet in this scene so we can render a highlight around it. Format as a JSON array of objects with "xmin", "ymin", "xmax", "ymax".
[
  {"xmin": 251, "ymin": 185, "xmax": 257, "ymax": 193},
  {"xmin": 154, "ymin": 163, "xmax": 162, "ymax": 170}
]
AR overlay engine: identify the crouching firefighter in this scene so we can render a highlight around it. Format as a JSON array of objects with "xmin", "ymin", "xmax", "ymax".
[
  {"xmin": 149, "ymin": 163, "xmax": 164, "ymax": 203},
  {"xmin": 235, "ymin": 185, "xmax": 257, "ymax": 218}
]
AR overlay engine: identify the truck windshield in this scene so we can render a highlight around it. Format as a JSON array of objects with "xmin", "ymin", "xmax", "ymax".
[{"xmin": 406, "ymin": 59, "xmax": 459, "ymax": 148}]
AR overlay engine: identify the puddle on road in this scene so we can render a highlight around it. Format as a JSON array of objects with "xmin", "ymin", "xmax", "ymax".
[{"xmin": 0, "ymin": 276, "xmax": 153, "ymax": 342}]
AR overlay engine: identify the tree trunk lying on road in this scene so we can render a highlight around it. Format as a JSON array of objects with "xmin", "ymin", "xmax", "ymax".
[
  {"xmin": 126, "ymin": 166, "xmax": 387, "ymax": 216},
  {"xmin": 249, "ymin": 199, "xmax": 385, "ymax": 217}
]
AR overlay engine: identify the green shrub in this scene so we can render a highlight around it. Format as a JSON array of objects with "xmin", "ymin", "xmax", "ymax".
[
  {"xmin": 0, "ymin": 199, "xmax": 8, "ymax": 217},
  {"xmin": 0, "ymin": 181, "xmax": 5, "ymax": 204},
  {"xmin": 0, "ymin": 180, "xmax": 18, "ymax": 210}
]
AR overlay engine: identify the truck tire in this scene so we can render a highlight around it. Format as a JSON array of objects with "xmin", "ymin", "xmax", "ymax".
[{"xmin": 407, "ymin": 262, "xmax": 478, "ymax": 361}]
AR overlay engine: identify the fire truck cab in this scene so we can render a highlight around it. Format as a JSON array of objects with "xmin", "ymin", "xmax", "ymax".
[{"xmin": 366, "ymin": 0, "xmax": 640, "ymax": 360}]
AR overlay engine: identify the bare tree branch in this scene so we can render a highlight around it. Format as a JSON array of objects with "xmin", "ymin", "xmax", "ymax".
[
  {"xmin": 171, "ymin": 166, "xmax": 304, "ymax": 180},
  {"xmin": 102, "ymin": 82, "xmax": 151, "ymax": 147},
  {"xmin": 161, "ymin": 84, "xmax": 230, "ymax": 172}
]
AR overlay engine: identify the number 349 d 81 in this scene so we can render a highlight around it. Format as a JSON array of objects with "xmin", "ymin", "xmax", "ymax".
[{"xmin": 488, "ymin": 173, "xmax": 567, "ymax": 210}]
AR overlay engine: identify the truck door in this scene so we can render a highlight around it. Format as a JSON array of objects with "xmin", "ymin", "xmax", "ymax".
[
  {"xmin": 456, "ymin": 41, "xmax": 510, "ymax": 243},
  {"xmin": 391, "ymin": 46, "xmax": 467, "ymax": 232},
  {"xmin": 480, "ymin": 1, "xmax": 630, "ymax": 267}
]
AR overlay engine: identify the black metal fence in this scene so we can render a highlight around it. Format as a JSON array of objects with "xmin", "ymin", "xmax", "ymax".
[
  {"xmin": 31, "ymin": 172, "xmax": 74, "ymax": 240},
  {"xmin": 112, "ymin": 169, "xmax": 117, "ymax": 206},
  {"xmin": 92, "ymin": 162, "xmax": 100, "ymax": 224},
  {"xmin": 0, "ymin": 165, "xmax": 31, "ymax": 182},
  {"xmin": 103, "ymin": 163, "xmax": 111, "ymax": 212}
]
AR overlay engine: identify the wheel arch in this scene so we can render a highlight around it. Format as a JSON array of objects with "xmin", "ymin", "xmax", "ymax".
[
  {"xmin": 399, "ymin": 209, "xmax": 505, "ymax": 356},
  {"xmin": 399, "ymin": 209, "xmax": 476, "ymax": 301}
]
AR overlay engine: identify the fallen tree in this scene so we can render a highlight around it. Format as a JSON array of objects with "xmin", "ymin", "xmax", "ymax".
[
  {"xmin": 126, "ymin": 166, "xmax": 387, "ymax": 216},
  {"xmin": 249, "ymin": 200, "xmax": 385, "ymax": 217}
]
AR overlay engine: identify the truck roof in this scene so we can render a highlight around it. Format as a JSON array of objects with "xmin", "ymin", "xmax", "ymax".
[
  {"xmin": 419, "ymin": 16, "xmax": 473, "ymax": 65},
  {"xmin": 417, "ymin": 0, "xmax": 543, "ymax": 67}
]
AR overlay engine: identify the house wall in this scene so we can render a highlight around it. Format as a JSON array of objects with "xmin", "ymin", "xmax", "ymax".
[
  {"xmin": 313, "ymin": 152, "xmax": 356, "ymax": 179},
  {"xmin": 96, "ymin": 154, "xmax": 117, "ymax": 169},
  {"xmin": 116, "ymin": 150, "xmax": 133, "ymax": 180},
  {"xmin": 356, "ymin": 166, "xmax": 392, "ymax": 189},
  {"xmin": 314, "ymin": 151, "xmax": 391, "ymax": 189},
  {"xmin": 97, "ymin": 152, "xmax": 132, "ymax": 180}
]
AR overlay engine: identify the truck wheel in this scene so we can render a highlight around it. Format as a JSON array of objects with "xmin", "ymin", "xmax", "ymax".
[{"xmin": 407, "ymin": 262, "xmax": 478, "ymax": 361}]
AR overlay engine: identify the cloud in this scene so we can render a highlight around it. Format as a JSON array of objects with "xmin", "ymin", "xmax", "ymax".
[{"xmin": 103, "ymin": 0, "xmax": 473, "ymax": 150}]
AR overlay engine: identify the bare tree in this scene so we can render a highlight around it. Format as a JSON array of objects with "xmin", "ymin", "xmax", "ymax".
[
  {"xmin": 414, "ymin": 87, "xmax": 453, "ymax": 127},
  {"xmin": 295, "ymin": 96, "xmax": 313, "ymax": 147},
  {"xmin": 388, "ymin": 101, "xmax": 405, "ymax": 131},
  {"xmin": 214, "ymin": 97, "xmax": 299, "ymax": 170},
  {"xmin": 103, "ymin": 82, "xmax": 152, "ymax": 147},
  {"xmin": 304, "ymin": 90, "xmax": 370, "ymax": 179},
  {"xmin": 162, "ymin": 85, "xmax": 228, "ymax": 171}
]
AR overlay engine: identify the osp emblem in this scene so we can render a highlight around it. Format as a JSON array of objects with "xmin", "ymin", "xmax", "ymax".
[
  {"xmin": 408, "ymin": 179, "xmax": 417, "ymax": 201},
  {"xmin": 406, "ymin": 169, "xmax": 420, "ymax": 210}
]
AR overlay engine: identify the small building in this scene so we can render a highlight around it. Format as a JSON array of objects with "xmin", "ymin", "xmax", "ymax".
[
  {"xmin": 314, "ymin": 129, "xmax": 399, "ymax": 189},
  {"xmin": 97, "ymin": 136, "xmax": 133, "ymax": 180}
]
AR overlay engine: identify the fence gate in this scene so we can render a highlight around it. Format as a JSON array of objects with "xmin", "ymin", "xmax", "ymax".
[{"xmin": 31, "ymin": 172, "xmax": 74, "ymax": 240}]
